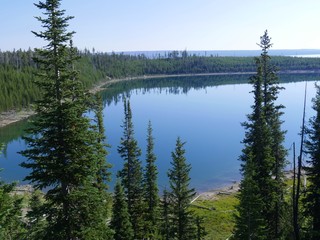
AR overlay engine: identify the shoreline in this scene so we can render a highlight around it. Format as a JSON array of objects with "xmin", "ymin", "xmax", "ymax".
[
  {"xmin": 1, "ymin": 72, "xmax": 253, "ymax": 128},
  {"xmin": 1, "ymin": 70, "xmax": 320, "ymax": 128},
  {"xmin": 0, "ymin": 109, "xmax": 35, "ymax": 128},
  {"xmin": 195, "ymin": 181, "xmax": 240, "ymax": 201},
  {"xmin": 13, "ymin": 170, "xmax": 298, "ymax": 202}
]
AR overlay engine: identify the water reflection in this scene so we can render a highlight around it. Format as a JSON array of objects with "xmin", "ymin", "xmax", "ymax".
[{"xmin": 1, "ymin": 73, "xmax": 320, "ymax": 191}]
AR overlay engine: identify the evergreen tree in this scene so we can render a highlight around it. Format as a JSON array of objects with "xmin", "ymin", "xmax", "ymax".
[
  {"xmin": 26, "ymin": 190, "xmax": 47, "ymax": 240},
  {"xmin": 0, "ymin": 144, "xmax": 26, "ymax": 239},
  {"xmin": 90, "ymin": 94, "xmax": 113, "ymax": 236},
  {"xmin": 117, "ymin": 99, "xmax": 145, "ymax": 239},
  {"xmin": 110, "ymin": 181, "xmax": 134, "ymax": 240},
  {"xmin": 20, "ymin": 1, "xmax": 112, "ymax": 239},
  {"xmin": 167, "ymin": 137, "xmax": 196, "ymax": 240},
  {"xmin": 234, "ymin": 30, "xmax": 286, "ymax": 239},
  {"xmin": 143, "ymin": 121, "xmax": 160, "ymax": 239},
  {"xmin": 0, "ymin": 173, "xmax": 26, "ymax": 239},
  {"xmin": 195, "ymin": 216, "xmax": 207, "ymax": 240},
  {"xmin": 160, "ymin": 188, "xmax": 171, "ymax": 240},
  {"xmin": 304, "ymin": 84, "xmax": 320, "ymax": 239},
  {"xmin": 259, "ymin": 31, "xmax": 287, "ymax": 238}
]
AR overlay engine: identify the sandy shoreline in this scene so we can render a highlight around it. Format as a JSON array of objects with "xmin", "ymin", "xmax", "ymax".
[{"xmin": 195, "ymin": 181, "xmax": 240, "ymax": 201}]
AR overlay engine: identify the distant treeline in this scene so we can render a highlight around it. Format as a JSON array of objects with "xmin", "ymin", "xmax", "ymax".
[{"xmin": 1, "ymin": 48, "xmax": 320, "ymax": 112}]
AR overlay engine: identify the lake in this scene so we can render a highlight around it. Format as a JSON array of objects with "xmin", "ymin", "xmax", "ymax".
[{"xmin": 1, "ymin": 74, "xmax": 320, "ymax": 192}]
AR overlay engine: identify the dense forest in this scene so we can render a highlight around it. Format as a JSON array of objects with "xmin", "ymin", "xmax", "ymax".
[
  {"xmin": 1, "ymin": 46, "xmax": 320, "ymax": 112},
  {"xmin": 3, "ymin": 0, "xmax": 320, "ymax": 239}
]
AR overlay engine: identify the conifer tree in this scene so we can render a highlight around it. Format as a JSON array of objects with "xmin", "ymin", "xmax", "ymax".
[
  {"xmin": 304, "ymin": 84, "xmax": 320, "ymax": 239},
  {"xmin": 26, "ymin": 190, "xmax": 47, "ymax": 240},
  {"xmin": 160, "ymin": 188, "xmax": 171, "ymax": 240},
  {"xmin": 92, "ymin": 90, "xmax": 112, "ymax": 191},
  {"xmin": 117, "ymin": 99, "xmax": 145, "ymax": 239},
  {"xmin": 110, "ymin": 181, "xmax": 134, "ymax": 240},
  {"xmin": 20, "ymin": 1, "xmax": 112, "ymax": 239},
  {"xmin": 0, "ymin": 172, "xmax": 26, "ymax": 239},
  {"xmin": 0, "ymin": 145, "xmax": 26, "ymax": 238},
  {"xmin": 234, "ymin": 30, "xmax": 286, "ymax": 239},
  {"xmin": 167, "ymin": 137, "xmax": 196, "ymax": 240},
  {"xmin": 143, "ymin": 121, "xmax": 160, "ymax": 238},
  {"xmin": 195, "ymin": 216, "xmax": 207, "ymax": 240},
  {"xmin": 259, "ymin": 31, "xmax": 287, "ymax": 238}
]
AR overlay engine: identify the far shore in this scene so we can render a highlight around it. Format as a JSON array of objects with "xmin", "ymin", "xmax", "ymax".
[
  {"xmin": 14, "ymin": 169, "xmax": 298, "ymax": 201},
  {"xmin": 1, "ymin": 70, "xmax": 319, "ymax": 128}
]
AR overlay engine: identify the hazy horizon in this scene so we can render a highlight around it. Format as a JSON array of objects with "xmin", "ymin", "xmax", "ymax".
[{"xmin": 2, "ymin": 1, "xmax": 320, "ymax": 52}]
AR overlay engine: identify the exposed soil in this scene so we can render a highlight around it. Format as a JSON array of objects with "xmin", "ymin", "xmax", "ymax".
[{"xmin": 0, "ymin": 109, "xmax": 35, "ymax": 128}]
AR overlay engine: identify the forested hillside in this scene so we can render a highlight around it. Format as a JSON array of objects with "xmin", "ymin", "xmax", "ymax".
[{"xmin": 1, "ymin": 48, "xmax": 320, "ymax": 111}]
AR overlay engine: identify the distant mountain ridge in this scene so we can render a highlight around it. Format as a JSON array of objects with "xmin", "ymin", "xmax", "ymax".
[{"xmin": 116, "ymin": 49, "xmax": 320, "ymax": 58}]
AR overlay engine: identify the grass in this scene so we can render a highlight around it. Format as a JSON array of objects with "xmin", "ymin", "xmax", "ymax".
[{"xmin": 191, "ymin": 193, "xmax": 239, "ymax": 240}]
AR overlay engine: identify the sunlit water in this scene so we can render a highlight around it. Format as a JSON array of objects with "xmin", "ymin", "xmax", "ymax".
[{"xmin": 1, "ymin": 75, "xmax": 320, "ymax": 192}]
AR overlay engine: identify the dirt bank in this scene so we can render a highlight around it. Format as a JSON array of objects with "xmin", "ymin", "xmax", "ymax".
[{"xmin": 0, "ymin": 109, "xmax": 35, "ymax": 128}]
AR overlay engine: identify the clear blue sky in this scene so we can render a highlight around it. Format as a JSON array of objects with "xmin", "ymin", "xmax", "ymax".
[{"xmin": 1, "ymin": 0, "xmax": 320, "ymax": 52}]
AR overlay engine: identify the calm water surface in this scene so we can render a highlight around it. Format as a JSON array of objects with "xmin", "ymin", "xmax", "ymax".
[{"xmin": 1, "ymin": 75, "xmax": 319, "ymax": 192}]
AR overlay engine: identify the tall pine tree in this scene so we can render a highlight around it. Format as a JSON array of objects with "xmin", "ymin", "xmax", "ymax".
[
  {"xmin": 110, "ymin": 181, "xmax": 134, "ymax": 240},
  {"xmin": 304, "ymin": 84, "xmax": 320, "ymax": 239},
  {"xmin": 234, "ymin": 30, "xmax": 286, "ymax": 240},
  {"xmin": 167, "ymin": 137, "xmax": 196, "ymax": 240},
  {"xmin": 143, "ymin": 121, "xmax": 160, "ymax": 239},
  {"xmin": 259, "ymin": 31, "xmax": 287, "ymax": 238},
  {"xmin": 117, "ymin": 99, "xmax": 145, "ymax": 239},
  {"xmin": 20, "ymin": 1, "xmax": 112, "ymax": 239}
]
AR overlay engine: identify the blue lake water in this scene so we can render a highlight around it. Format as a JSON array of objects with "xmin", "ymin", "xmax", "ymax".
[{"xmin": 1, "ymin": 75, "xmax": 320, "ymax": 192}]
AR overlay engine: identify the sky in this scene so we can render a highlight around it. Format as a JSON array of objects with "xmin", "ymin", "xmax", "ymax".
[{"xmin": 1, "ymin": 0, "xmax": 320, "ymax": 52}]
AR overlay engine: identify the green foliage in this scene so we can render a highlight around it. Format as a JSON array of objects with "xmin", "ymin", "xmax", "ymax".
[
  {"xmin": 195, "ymin": 216, "xmax": 207, "ymax": 240},
  {"xmin": 2, "ymin": 46, "xmax": 320, "ymax": 112},
  {"xmin": 303, "ymin": 84, "xmax": 320, "ymax": 239},
  {"xmin": 191, "ymin": 196, "xmax": 238, "ymax": 240},
  {"xmin": 19, "ymin": 1, "xmax": 112, "ymax": 239},
  {"xmin": 117, "ymin": 99, "xmax": 145, "ymax": 239},
  {"xmin": 25, "ymin": 190, "xmax": 47, "ymax": 240},
  {"xmin": 0, "ymin": 64, "xmax": 40, "ymax": 112},
  {"xmin": 160, "ymin": 189, "xmax": 171, "ymax": 240},
  {"xmin": 167, "ymin": 137, "xmax": 197, "ymax": 240},
  {"xmin": 0, "ymin": 145, "xmax": 26, "ymax": 239},
  {"xmin": 110, "ymin": 181, "xmax": 134, "ymax": 240},
  {"xmin": 234, "ymin": 30, "xmax": 287, "ymax": 239},
  {"xmin": 143, "ymin": 121, "xmax": 160, "ymax": 238},
  {"xmin": 0, "ymin": 181, "xmax": 26, "ymax": 239}
]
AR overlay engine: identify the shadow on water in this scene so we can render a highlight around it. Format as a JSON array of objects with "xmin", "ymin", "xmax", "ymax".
[{"xmin": 0, "ymin": 119, "xmax": 31, "ymax": 157}]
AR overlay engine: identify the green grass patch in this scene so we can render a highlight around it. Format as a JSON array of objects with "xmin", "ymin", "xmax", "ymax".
[{"xmin": 191, "ymin": 194, "xmax": 239, "ymax": 240}]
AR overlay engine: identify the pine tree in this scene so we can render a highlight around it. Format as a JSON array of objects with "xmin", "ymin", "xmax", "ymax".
[
  {"xmin": 20, "ymin": 1, "xmax": 112, "ymax": 239},
  {"xmin": 304, "ymin": 84, "xmax": 320, "ymax": 239},
  {"xmin": 234, "ymin": 30, "xmax": 286, "ymax": 239},
  {"xmin": 259, "ymin": 31, "xmax": 287, "ymax": 238},
  {"xmin": 0, "ymin": 174, "xmax": 26, "ymax": 239},
  {"xmin": 160, "ymin": 189, "xmax": 171, "ymax": 240},
  {"xmin": 117, "ymin": 99, "xmax": 145, "ymax": 239},
  {"xmin": 143, "ymin": 121, "xmax": 160, "ymax": 238},
  {"xmin": 110, "ymin": 181, "xmax": 134, "ymax": 240},
  {"xmin": 26, "ymin": 190, "xmax": 47, "ymax": 240},
  {"xmin": 167, "ymin": 137, "xmax": 196, "ymax": 240},
  {"xmin": 195, "ymin": 216, "xmax": 207, "ymax": 240},
  {"xmin": 0, "ymin": 143, "xmax": 26, "ymax": 238}
]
